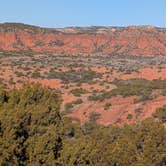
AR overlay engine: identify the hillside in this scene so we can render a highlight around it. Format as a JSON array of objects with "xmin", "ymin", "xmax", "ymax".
[
  {"xmin": 1, "ymin": 23, "xmax": 166, "ymax": 56},
  {"xmin": 1, "ymin": 23, "xmax": 166, "ymax": 126},
  {"xmin": 0, "ymin": 84, "xmax": 165, "ymax": 165},
  {"xmin": 0, "ymin": 23, "xmax": 166, "ymax": 165}
]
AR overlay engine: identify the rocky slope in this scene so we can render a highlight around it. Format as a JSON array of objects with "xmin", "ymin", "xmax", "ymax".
[{"xmin": 1, "ymin": 23, "xmax": 166, "ymax": 56}]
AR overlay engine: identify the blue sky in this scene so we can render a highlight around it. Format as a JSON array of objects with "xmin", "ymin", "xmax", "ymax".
[{"xmin": 0, "ymin": 0, "xmax": 165, "ymax": 28}]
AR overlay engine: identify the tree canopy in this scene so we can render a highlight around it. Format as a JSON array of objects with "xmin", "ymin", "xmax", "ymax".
[{"xmin": 0, "ymin": 84, "xmax": 166, "ymax": 165}]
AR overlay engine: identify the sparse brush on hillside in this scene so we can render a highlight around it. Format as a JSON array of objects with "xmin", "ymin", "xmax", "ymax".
[
  {"xmin": 46, "ymin": 69, "xmax": 102, "ymax": 83},
  {"xmin": 89, "ymin": 79, "xmax": 166, "ymax": 102}
]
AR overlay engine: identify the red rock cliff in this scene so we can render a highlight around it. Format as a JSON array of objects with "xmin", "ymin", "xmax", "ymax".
[{"xmin": 0, "ymin": 23, "xmax": 166, "ymax": 56}]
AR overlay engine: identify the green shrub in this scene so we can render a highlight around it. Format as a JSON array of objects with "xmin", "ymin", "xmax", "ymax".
[
  {"xmin": 127, "ymin": 114, "xmax": 133, "ymax": 120},
  {"xmin": 73, "ymin": 99, "xmax": 83, "ymax": 105},
  {"xmin": 104, "ymin": 102, "xmax": 112, "ymax": 110},
  {"xmin": 153, "ymin": 105, "xmax": 166, "ymax": 123},
  {"xmin": 89, "ymin": 112, "xmax": 101, "ymax": 122},
  {"xmin": 65, "ymin": 103, "xmax": 74, "ymax": 112},
  {"xmin": 70, "ymin": 88, "xmax": 88, "ymax": 97}
]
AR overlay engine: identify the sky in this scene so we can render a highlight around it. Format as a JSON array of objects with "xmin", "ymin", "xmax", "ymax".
[{"xmin": 0, "ymin": 0, "xmax": 165, "ymax": 28}]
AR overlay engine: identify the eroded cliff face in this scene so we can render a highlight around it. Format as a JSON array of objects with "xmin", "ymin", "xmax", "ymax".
[{"xmin": 0, "ymin": 23, "xmax": 166, "ymax": 56}]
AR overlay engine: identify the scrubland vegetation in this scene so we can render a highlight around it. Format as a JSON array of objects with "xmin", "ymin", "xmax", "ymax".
[
  {"xmin": 89, "ymin": 79, "xmax": 166, "ymax": 102},
  {"xmin": 0, "ymin": 51, "xmax": 166, "ymax": 165},
  {"xmin": 1, "ymin": 24, "xmax": 166, "ymax": 165},
  {"xmin": 0, "ymin": 84, "xmax": 166, "ymax": 165}
]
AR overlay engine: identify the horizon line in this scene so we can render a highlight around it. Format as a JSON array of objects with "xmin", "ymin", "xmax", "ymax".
[{"xmin": 0, "ymin": 22, "xmax": 166, "ymax": 29}]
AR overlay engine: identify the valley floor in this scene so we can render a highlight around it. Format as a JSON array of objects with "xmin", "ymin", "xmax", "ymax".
[{"xmin": 1, "ymin": 52, "xmax": 166, "ymax": 125}]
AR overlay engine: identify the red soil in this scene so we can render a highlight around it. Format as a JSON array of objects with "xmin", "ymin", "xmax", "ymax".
[
  {"xmin": 1, "ymin": 23, "xmax": 166, "ymax": 126},
  {"xmin": 80, "ymin": 83, "xmax": 116, "ymax": 92},
  {"xmin": 29, "ymin": 78, "xmax": 61, "ymax": 89},
  {"xmin": 121, "ymin": 67, "xmax": 166, "ymax": 80},
  {"xmin": 91, "ymin": 67, "xmax": 108, "ymax": 74},
  {"xmin": 68, "ymin": 96, "xmax": 166, "ymax": 126}
]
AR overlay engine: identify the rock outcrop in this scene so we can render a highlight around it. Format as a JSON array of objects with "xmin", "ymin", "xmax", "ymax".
[{"xmin": 0, "ymin": 23, "xmax": 166, "ymax": 56}]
